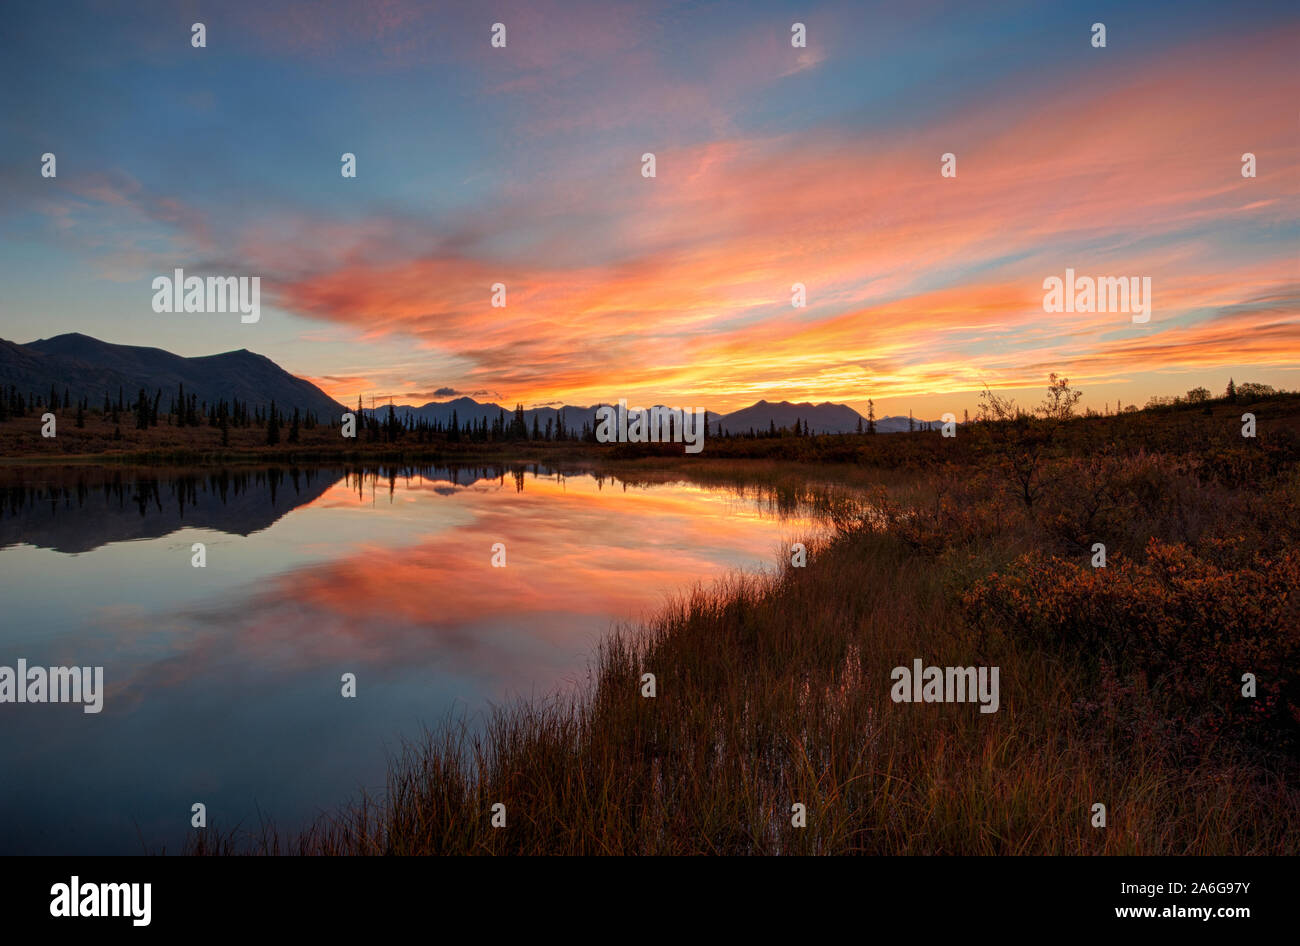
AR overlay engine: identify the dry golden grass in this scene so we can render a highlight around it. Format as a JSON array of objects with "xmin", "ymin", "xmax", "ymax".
[
  {"xmin": 87, "ymin": 388, "xmax": 1288, "ymax": 856},
  {"xmin": 193, "ymin": 459, "xmax": 1300, "ymax": 855}
]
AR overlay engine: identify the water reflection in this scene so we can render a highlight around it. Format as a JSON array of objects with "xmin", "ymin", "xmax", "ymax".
[
  {"xmin": 0, "ymin": 466, "xmax": 547, "ymax": 553},
  {"xmin": 0, "ymin": 464, "xmax": 831, "ymax": 854}
]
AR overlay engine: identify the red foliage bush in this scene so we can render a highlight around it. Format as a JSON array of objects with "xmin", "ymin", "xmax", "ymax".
[{"xmin": 964, "ymin": 539, "xmax": 1300, "ymax": 752}]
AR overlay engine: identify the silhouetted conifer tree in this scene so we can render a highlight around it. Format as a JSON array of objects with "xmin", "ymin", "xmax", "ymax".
[{"xmin": 266, "ymin": 399, "xmax": 280, "ymax": 444}]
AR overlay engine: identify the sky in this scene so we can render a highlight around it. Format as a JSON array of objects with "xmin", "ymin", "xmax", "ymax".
[{"xmin": 1, "ymin": 0, "xmax": 1296, "ymax": 418}]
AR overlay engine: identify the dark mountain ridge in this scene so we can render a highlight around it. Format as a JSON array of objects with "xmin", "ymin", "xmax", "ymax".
[
  {"xmin": 1, "ymin": 333, "xmax": 940, "ymax": 434},
  {"xmin": 0, "ymin": 333, "xmax": 345, "ymax": 418},
  {"xmin": 369, "ymin": 396, "xmax": 938, "ymax": 435}
]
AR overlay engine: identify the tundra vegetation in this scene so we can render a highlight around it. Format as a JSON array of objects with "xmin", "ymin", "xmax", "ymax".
[{"xmin": 180, "ymin": 378, "xmax": 1300, "ymax": 855}]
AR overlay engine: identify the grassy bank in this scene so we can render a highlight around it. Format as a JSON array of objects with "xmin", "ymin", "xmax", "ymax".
[{"xmin": 189, "ymin": 394, "xmax": 1300, "ymax": 854}]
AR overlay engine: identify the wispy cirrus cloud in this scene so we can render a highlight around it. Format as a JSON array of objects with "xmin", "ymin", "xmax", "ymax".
[
  {"xmin": 3, "ymin": 1, "xmax": 1297, "ymax": 412},
  {"xmin": 251, "ymin": 23, "xmax": 1298, "ymax": 408}
]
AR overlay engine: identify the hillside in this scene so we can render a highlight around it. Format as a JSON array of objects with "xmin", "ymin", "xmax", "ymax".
[
  {"xmin": 715, "ymin": 399, "xmax": 935, "ymax": 434},
  {"xmin": 1, "ymin": 333, "xmax": 345, "ymax": 419}
]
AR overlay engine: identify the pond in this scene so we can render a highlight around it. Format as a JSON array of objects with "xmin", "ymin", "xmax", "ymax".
[{"xmin": 0, "ymin": 463, "xmax": 831, "ymax": 853}]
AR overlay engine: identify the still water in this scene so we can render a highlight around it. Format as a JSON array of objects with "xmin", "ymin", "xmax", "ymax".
[{"xmin": 0, "ymin": 464, "xmax": 825, "ymax": 853}]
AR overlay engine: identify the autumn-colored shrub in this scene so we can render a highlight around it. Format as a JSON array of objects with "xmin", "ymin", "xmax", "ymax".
[{"xmin": 965, "ymin": 539, "xmax": 1300, "ymax": 753}]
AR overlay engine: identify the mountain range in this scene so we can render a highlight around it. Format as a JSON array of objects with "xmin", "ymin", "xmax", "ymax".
[
  {"xmin": 366, "ymin": 396, "xmax": 933, "ymax": 434},
  {"xmin": 716, "ymin": 399, "xmax": 926, "ymax": 434},
  {"xmin": 0, "ymin": 333, "xmax": 939, "ymax": 433},
  {"xmin": 0, "ymin": 333, "xmax": 345, "ymax": 419}
]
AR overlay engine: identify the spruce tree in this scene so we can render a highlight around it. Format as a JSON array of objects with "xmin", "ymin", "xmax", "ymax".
[{"xmin": 266, "ymin": 400, "xmax": 280, "ymax": 445}]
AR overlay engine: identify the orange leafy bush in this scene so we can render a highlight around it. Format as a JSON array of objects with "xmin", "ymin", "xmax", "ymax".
[{"xmin": 965, "ymin": 539, "xmax": 1300, "ymax": 751}]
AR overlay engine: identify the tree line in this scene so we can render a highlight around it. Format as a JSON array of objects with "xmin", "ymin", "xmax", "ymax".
[{"xmin": 0, "ymin": 381, "xmax": 321, "ymax": 444}]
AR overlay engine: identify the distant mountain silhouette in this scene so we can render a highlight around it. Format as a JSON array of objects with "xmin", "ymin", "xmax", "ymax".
[
  {"xmin": 1, "ymin": 334, "xmax": 940, "ymax": 435},
  {"xmin": 716, "ymin": 399, "xmax": 946, "ymax": 434},
  {"xmin": 0, "ymin": 333, "xmax": 345, "ymax": 418},
  {"xmin": 368, "ymin": 396, "xmax": 583, "ymax": 428},
  {"xmin": 367, "ymin": 398, "xmax": 726, "ymax": 433},
  {"xmin": 369, "ymin": 396, "xmax": 938, "ymax": 435},
  {"xmin": 716, "ymin": 399, "xmax": 848, "ymax": 434},
  {"xmin": 873, "ymin": 415, "xmax": 936, "ymax": 433}
]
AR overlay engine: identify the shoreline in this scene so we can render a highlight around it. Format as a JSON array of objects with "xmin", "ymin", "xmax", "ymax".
[
  {"xmin": 4, "ymin": 396, "xmax": 1296, "ymax": 854},
  {"xmin": 184, "ymin": 408, "xmax": 1300, "ymax": 854}
]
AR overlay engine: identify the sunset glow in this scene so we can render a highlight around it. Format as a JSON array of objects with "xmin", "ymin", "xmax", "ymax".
[{"xmin": 2, "ymin": 0, "xmax": 1296, "ymax": 417}]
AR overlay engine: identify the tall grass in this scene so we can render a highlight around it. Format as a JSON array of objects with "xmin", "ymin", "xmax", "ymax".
[
  {"xmin": 198, "ymin": 480, "xmax": 1299, "ymax": 853},
  {"xmin": 190, "ymin": 400, "xmax": 1300, "ymax": 855}
]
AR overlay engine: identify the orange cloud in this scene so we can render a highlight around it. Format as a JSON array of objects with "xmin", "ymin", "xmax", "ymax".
[{"xmin": 266, "ymin": 25, "xmax": 1298, "ymax": 411}]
